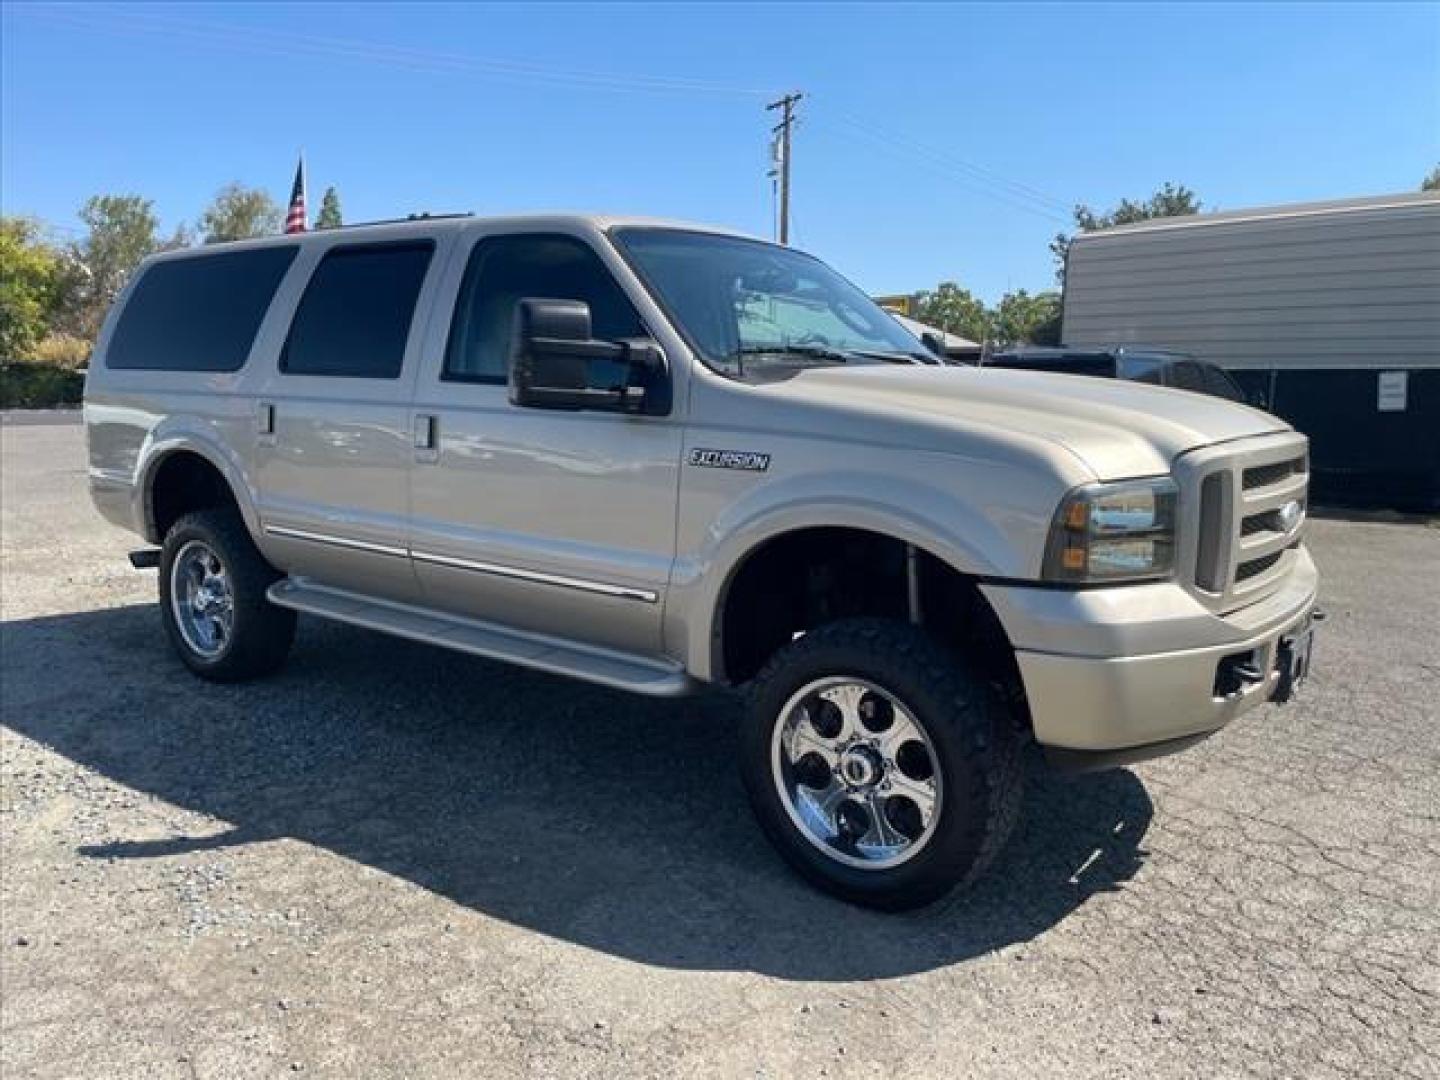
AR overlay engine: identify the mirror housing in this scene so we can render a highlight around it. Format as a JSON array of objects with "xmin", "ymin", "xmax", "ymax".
[{"xmin": 508, "ymin": 298, "xmax": 665, "ymax": 414}]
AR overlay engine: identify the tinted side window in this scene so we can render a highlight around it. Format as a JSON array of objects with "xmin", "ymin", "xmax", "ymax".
[
  {"xmin": 444, "ymin": 235, "xmax": 644, "ymax": 384},
  {"xmin": 1168, "ymin": 361, "xmax": 1208, "ymax": 393},
  {"xmin": 1202, "ymin": 364, "xmax": 1246, "ymax": 402},
  {"xmin": 282, "ymin": 242, "xmax": 434, "ymax": 378},
  {"xmin": 107, "ymin": 246, "xmax": 298, "ymax": 371}
]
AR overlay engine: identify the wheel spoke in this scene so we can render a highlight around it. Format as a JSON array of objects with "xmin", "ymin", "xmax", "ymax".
[
  {"xmin": 800, "ymin": 778, "xmax": 849, "ymax": 836},
  {"xmin": 861, "ymin": 792, "xmax": 905, "ymax": 852}
]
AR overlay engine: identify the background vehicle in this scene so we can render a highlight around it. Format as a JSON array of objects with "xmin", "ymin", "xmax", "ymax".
[
  {"xmin": 84, "ymin": 215, "xmax": 1318, "ymax": 910},
  {"xmin": 981, "ymin": 346, "xmax": 1250, "ymax": 403}
]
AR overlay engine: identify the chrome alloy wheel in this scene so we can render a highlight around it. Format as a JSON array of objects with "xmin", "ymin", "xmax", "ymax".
[
  {"xmin": 170, "ymin": 539, "xmax": 234, "ymax": 659},
  {"xmin": 771, "ymin": 677, "xmax": 943, "ymax": 870}
]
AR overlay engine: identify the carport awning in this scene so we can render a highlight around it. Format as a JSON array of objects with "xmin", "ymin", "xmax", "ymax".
[{"xmin": 890, "ymin": 313, "xmax": 979, "ymax": 351}]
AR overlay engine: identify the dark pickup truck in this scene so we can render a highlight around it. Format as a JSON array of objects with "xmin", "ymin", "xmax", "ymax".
[{"xmin": 980, "ymin": 346, "xmax": 1250, "ymax": 404}]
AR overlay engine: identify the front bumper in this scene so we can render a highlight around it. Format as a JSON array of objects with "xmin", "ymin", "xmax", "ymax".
[{"xmin": 981, "ymin": 547, "xmax": 1318, "ymax": 761}]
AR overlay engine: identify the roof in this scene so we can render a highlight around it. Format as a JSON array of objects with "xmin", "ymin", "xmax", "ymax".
[
  {"xmin": 890, "ymin": 313, "xmax": 980, "ymax": 350},
  {"xmin": 1073, "ymin": 191, "xmax": 1440, "ymax": 242}
]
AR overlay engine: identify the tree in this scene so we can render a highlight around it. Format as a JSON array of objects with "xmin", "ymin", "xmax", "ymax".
[
  {"xmin": 0, "ymin": 217, "xmax": 62, "ymax": 359},
  {"xmin": 48, "ymin": 195, "xmax": 163, "ymax": 342},
  {"xmin": 913, "ymin": 282, "xmax": 991, "ymax": 343},
  {"xmin": 994, "ymin": 289, "xmax": 1062, "ymax": 346},
  {"xmin": 1051, "ymin": 182, "xmax": 1203, "ymax": 283},
  {"xmin": 315, "ymin": 186, "xmax": 343, "ymax": 229},
  {"xmin": 199, "ymin": 183, "xmax": 282, "ymax": 244},
  {"xmin": 1423, "ymin": 166, "xmax": 1440, "ymax": 192}
]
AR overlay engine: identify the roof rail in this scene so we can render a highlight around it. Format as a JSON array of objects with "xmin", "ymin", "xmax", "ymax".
[{"xmin": 337, "ymin": 212, "xmax": 474, "ymax": 229}]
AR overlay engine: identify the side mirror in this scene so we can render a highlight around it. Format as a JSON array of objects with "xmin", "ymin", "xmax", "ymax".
[
  {"xmin": 508, "ymin": 298, "xmax": 665, "ymax": 414},
  {"xmin": 921, "ymin": 331, "xmax": 947, "ymax": 359}
]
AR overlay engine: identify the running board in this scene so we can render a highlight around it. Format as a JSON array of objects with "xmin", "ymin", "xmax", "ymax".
[{"xmin": 266, "ymin": 579, "xmax": 696, "ymax": 698}]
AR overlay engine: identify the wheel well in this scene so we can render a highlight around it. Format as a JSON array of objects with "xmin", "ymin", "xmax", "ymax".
[
  {"xmin": 147, "ymin": 451, "xmax": 239, "ymax": 542},
  {"xmin": 717, "ymin": 527, "xmax": 1029, "ymax": 731}
]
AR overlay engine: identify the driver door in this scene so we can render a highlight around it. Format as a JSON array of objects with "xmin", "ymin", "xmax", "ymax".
[{"xmin": 407, "ymin": 230, "xmax": 682, "ymax": 656}]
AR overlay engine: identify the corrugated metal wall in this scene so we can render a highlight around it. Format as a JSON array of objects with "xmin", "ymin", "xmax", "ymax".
[{"xmin": 1062, "ymin": 197, "xmax": 1440, "ymax": 371}]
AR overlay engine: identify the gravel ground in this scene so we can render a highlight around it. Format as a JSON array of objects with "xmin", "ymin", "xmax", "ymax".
[{"xmin": 2, "ymin": 416, "xmax": 1438, "ymax": 1079}]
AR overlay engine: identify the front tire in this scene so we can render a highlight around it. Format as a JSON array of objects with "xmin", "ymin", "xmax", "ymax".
[
  {"xmin": 159, "ymin": 509, "xmax": 295, "ymax": 682},
  {"xmin": 740, "ymin": 618, "xmax": 1023, "ymax": 911}
]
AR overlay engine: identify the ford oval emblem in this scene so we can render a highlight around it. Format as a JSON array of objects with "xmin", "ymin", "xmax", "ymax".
[{"xmin": 1278, "ymin": 500, "xmax": 1303, "ymax": 532}]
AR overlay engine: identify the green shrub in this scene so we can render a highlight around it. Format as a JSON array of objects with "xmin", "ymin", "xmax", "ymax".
[{"xmin": 0, "ymin": 362, "xmax": 86, "ymax": 408}]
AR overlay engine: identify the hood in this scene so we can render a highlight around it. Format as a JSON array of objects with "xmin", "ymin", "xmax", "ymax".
[{"xmin": 770, "ymin": 364, "xmax": 1289, "ymax": 480}]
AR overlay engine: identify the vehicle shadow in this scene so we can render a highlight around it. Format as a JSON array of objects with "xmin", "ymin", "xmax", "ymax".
[{"xmin": 1, "ymin": 604, "xmax": 1153, "ymax": 981}]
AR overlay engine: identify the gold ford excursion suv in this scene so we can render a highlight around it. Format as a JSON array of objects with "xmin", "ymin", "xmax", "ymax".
[{"xmin": 84, "ymin": 215, "xmax": 1319, "ymax": 909}]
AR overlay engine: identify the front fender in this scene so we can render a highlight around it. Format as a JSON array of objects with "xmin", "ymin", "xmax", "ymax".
[{"xmin": 665, "ymin": 462, "xmax": 1065, "ymax": 681}]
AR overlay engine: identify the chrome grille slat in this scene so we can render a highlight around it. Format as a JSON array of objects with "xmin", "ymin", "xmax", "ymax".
[
  {"xmin": 1236, "ymin": 550, "xmax": 1285, "ymax": 582},
  {"xmin": 1243, "ymin": 456, "xmax": 1305, "ymax": 491},
  {"xmin": 1237, "ymin": 528, "xmax": 1298, "ymax": 560},
  {"xmin": 1241, "ymin": 474, "xmax": 1309, "ymax": 513}
]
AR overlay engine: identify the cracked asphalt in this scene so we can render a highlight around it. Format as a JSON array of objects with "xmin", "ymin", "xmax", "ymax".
[{"xmin": 2, "ymin": 413, "xmax": 1438, "ymax": 1079}]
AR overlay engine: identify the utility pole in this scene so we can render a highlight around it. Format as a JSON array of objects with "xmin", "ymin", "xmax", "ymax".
[{"xmin": 767, "ymin": 92, "xmax": 802, "ymax": 245}]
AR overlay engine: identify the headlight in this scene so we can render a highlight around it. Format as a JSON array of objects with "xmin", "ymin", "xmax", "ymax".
[{"xmin": 1043, "ymin": 478, "xmax": 1178, "ymax": 583}]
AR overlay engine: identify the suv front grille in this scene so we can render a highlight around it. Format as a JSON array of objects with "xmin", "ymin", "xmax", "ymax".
[{"xmin": 1187, "ymin": 436, "xmax": 1309, "ymax": 610}]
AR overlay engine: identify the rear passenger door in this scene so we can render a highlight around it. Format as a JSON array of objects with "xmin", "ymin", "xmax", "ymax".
[
  {"xmin": 407, "ymin": 229, "xmax": 682, "ymax": 656},
  {"xmin": 252, "ymin": 236, "xmax": 447, "ymax": 602}
]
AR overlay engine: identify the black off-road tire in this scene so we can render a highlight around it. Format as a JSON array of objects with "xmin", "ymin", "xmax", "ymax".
[
  {"xmin": 158, "ymin": 509, "xmax": 296, "ymax": 682},
  {"xmin": 740, "ymin": 618, "xmax": 1024, "ymax": 911}
]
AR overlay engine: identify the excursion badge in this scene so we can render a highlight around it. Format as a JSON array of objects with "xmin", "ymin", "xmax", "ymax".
[{"xmin": 688, "ymin": 448, "xmax": 771, "ymax": 472}]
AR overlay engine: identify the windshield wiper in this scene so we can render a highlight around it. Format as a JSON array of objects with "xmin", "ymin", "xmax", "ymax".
[
  {"xmin": 732, "ymin": 344, "xmax": 853, "ymax": 364},
  {"xmin": 845, "ymin": 349, "xmax": 934, "ymax": 365},
  {"xmin": 728, "ymin": 344, "xmax": 855, "ymax": 374}
]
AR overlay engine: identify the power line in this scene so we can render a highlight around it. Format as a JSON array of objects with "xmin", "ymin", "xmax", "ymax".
[
  {"xmin": 831, "ymin": 110, "xmax": 1072, "ymax": 213},
  {"xmin": 16, "ymin": 7, "xmax": 776, "ymax": 99},
  {"xmin": 812, "ymin": 114, "xmax": 1072, "ymax": 225}
]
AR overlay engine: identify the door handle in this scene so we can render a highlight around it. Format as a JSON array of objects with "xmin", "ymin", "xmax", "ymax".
[
  {"xmin": 414, "ymin": 413, "xmax": 439, "ymax": 463},
  {"xmin": 257, "ymin": 402, "xmax": 276, "ymax": 445}
]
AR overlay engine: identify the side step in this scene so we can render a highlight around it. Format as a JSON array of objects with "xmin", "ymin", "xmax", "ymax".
[{"xmin": 266, "ymin": 578, "xmax": 697, "ymax": 698}]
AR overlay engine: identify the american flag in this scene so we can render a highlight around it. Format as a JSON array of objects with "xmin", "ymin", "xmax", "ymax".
[{"xmin": 284, "ymin": 156, "xmax": 307, "ymax": 234}]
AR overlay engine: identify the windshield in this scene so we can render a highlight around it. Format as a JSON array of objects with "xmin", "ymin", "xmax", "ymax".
[{"xmin": 612, "ymin": 228, "xmax": 929, "ymax": 376}]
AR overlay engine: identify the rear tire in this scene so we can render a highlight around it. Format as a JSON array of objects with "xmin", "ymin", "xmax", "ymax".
[
  {"xmin": 159, "ymin": 509, "xmax": 295, "ymax": 682},
  {"xmin": 740, "ymin": 618, "xmax": 1023, "ymax": 911}
]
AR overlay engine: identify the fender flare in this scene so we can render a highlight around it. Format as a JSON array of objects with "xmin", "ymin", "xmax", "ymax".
[
  {"xmin": 134, "ymin": 431, "xmax": 262, "ymax": 544},
  {"xmin": 672, "ymin": 480, "xmax": 1022, "ymax": 682}
]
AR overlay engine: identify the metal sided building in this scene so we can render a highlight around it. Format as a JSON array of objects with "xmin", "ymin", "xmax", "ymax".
[{"xmin": 1062, "ymin": 193, "xmax": 1440, "ymax": 510}]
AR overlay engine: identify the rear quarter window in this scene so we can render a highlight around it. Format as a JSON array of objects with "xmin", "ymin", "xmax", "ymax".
[{"xmin": 106, "ymin": 246, "xmax": 298, "ymax": 371}]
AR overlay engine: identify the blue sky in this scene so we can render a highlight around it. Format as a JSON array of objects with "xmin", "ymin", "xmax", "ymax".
[{"xmin": 3, "ymin": 2, "xmax": 1437, "ymax": 302}]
